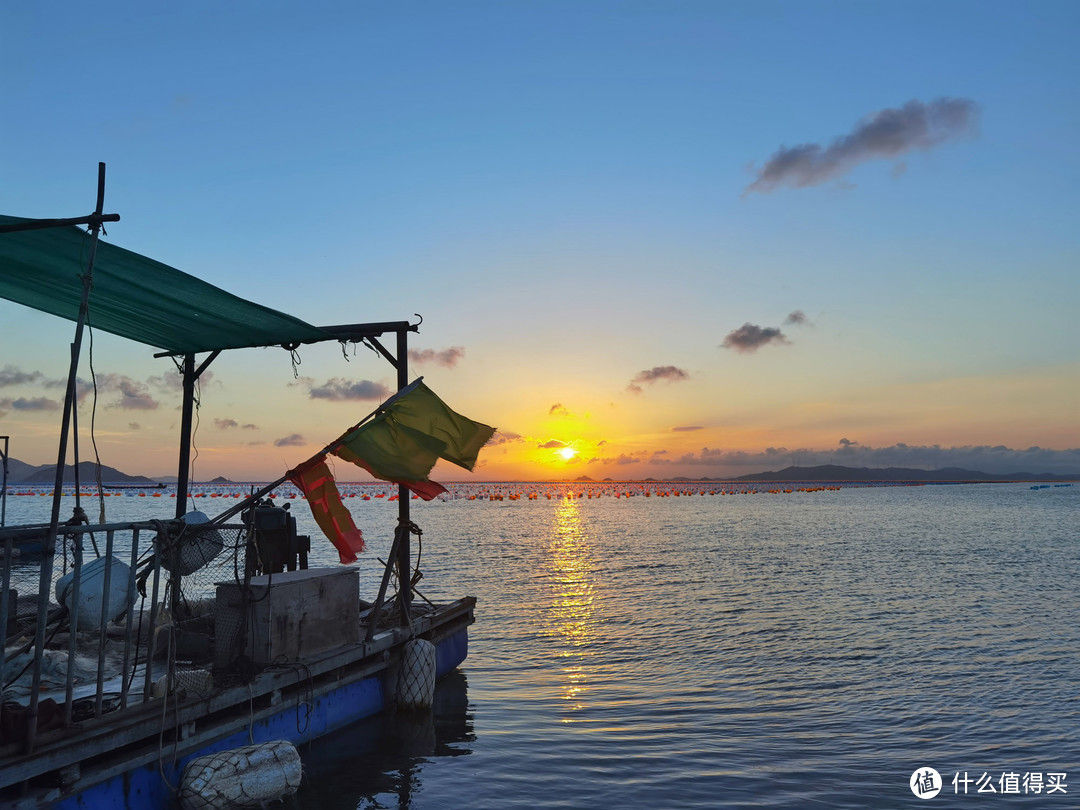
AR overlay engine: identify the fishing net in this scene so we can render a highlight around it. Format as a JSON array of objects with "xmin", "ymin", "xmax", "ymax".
[{"xmin": 155, "ymin": 514, "xmax": 248, "ymax": 693}]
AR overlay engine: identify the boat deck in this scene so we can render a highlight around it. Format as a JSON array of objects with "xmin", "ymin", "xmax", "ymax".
[{"xmin": 1, "ymin": 518, "xmax": 474, "ymax": 807}]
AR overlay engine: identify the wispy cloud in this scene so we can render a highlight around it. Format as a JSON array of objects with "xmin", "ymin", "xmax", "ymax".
[
  {"xmin": 587, "ymin": 452, "xmax": 645, "ymax": 466},
  {"xmin": 549, "ymin": 403, "xmax": 571, "ymax": 417},
  {"xmin": 274, "ymin": 433, "xmax": 306, "ymax": 447},
  {"xmin": 218, "ymin": 419, "xmax": 252, "ymax": 431},
  {"xmin": 722, "ymin": 311, "xmax": 810, "ymax": 353},
  {"xmin": 627, "ymin": 366, "xmax": 689, "ymax": 394},
  {"xmin": 538, "ymin": 439, "xmax": 567, "ymax": 449},
  {"xmin": 487, "ymin": 431, "xmax": 524, "ymax": 446},
  {"xmin": 216, "ymin": 417, "xmax": 257, "ymax": 430},
  {"xmin": 785, "ymin": 310, "xmax": 809, "ymax": 326},
  {"xmin": 408, "ymin": 346, "xmax": 465, "ymax": 368},
  {"xmin": 0, "ymin": 366, "xmax": 44, "ymax": 387},
  {"xmin": 721, "ymin": 324, "xmax": 789, "ymax": 353},
  {"xmin": 672, "ymin": 426, "xmax": 703, "ymax": 432},
  {"xmin": 745, "ymin": 97, "xmax": 979, "ymax": 194},
  {"xmin": 668, "ymin": 447, "xmax": 807, "ymax": 467},
  {"xmin": 146, "ymin": 369, "xmax": 212, "ymax": 393},
  {"xmin": 307, "ymin": 378, "xmax": 391, "ymax": 402},
  {"xmin": 92, "ymin": 373, "xmax": 159, "ymax": 410},
  {"xmin": 0, "ymin": 396, "xmax": 60, "ymax": 411}
]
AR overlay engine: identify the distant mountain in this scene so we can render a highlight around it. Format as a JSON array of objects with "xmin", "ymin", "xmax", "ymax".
[
  {"xmin": 731, "ymin": 464, "xmax": 1079, "ymax": 483},
  {"xmin": 2, "ymin": 456, "xmax": 40, "ymax": 482},
  {"xmin": 7, "ymin": 458, "xmax": 158, "ymax": 485}
]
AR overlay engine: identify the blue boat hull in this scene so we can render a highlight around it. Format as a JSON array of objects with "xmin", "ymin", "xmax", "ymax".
[{"xmin": 54, "ymin": 628, "xmax": 468, "ymax": 810}]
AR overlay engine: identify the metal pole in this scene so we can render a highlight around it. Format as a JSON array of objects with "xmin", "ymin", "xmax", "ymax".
[
  {"xmin": 0, "ymin": 213, "xmax": 119, "ymax": 234},
  {"xmin": 71, "ymin": 356, "xmax": 81, "ymax": 506},
  {"xmin": 27, "ymin": 162, "xmax": 110, "ymax": 753},
  {"xmin": 174, "ymin": 350, "xmax": 219, "ymax": 519},
  {"xmin": 396, "ymin": 327, "xmax": 412, "ymax": 623},
  {"xmin": 175, "ymin": 354, "xmax": 196, "ymax": 518},
  {"xmin": 0, "ymin": 436, "xmax": 8, "ymax": 527}
]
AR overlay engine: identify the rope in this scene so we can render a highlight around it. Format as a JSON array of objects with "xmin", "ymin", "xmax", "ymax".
[
  {"xmin": 398, "ymin": 519, "xmax": 425, "ymax": 590},
  {"xmin": 86, "ymin": 321, "xmax": 107, "ymax": 525},
  {"xmin": 125, "ymin": 589, "xmax": 148, "ymax": 695},
  {"xmin": 190, "ymin": 376, "xmax": 202, "ymax": 486},
  {"xmin": 156, "ymin": 619, "xmax": 180, "ymax": 796}
]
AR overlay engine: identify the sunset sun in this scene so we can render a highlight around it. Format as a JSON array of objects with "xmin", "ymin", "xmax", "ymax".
[{"xmin": 558, "ymin": 446, "xmax": 578, "ymax": 461}]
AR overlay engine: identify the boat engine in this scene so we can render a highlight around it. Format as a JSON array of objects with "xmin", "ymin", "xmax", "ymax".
[{"xmin": 243, "ymin": 498, "xmax": 309, "ymax": 575}]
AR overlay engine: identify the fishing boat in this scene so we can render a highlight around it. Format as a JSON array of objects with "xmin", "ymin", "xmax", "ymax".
[{"xmin": 0, "ymin": 165, "xmax": 489, "ymax": 808}]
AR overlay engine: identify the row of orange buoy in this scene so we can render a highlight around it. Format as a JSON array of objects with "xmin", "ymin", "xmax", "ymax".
[{"xmin": 5, "ymin": 481, "xmax": 916, "ymax": 503}]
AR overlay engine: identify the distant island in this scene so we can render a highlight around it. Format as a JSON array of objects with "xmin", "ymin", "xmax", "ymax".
[
  {"xmin": 725, "ymin": 464, "xmax": 1078, "ymax": 483},
  {"xmin": 1, "ymin": 459, "xmax": 234, "ymax": 485},
  {"xmin": 571, "ymin": 464, "xmax": 1079, "ymax": 483},
  {"xmin": 7, "ymin": 460, "xmax": 158, "ymax": 485}
]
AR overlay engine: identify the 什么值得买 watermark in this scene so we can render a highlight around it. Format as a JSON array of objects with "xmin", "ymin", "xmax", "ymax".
[{"xmin": 910, "ymin": 767, "xmax": 1067, "ymax": 799}]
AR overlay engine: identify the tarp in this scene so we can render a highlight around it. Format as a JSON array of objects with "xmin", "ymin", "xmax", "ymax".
[{"xmin": 0, "ymin": 214, "xmax": 333, "ymax": 354}]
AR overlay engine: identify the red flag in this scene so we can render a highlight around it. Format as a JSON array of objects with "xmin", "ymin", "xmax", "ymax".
[{"xmin": 288, "ymin": 456, "xmax": 365, "ymax": 563}]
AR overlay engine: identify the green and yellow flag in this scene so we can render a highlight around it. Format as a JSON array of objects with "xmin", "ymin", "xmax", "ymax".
[
  {"xmin": 387, "ymin": 381, "xmax": 494, "ymax": 471},
  {"xmin": 330, "ymin": 381, "xmax": 495, "ymax": 499}
]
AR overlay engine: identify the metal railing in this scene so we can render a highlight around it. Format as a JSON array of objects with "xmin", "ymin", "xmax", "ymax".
[{"xmin": 0, "ymin": 518, "xmax": 233, "ymax": 753}]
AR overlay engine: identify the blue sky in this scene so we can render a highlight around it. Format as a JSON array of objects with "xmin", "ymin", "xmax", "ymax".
[{"xmin": 1, "ymin": 1, "xmax": 1078, "ymax": 480}]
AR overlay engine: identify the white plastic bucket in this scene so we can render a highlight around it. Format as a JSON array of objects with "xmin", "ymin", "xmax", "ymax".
[
  {"xmin": 56, "ymin": 556, "xmax": 132, "ymax": 631},
  {"xmin": 163, "ymin": 510, "xmax": 225, "ymax": 575}
]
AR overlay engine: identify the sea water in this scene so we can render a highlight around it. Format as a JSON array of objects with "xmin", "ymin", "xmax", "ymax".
[
  {"xmin": 295, "ymin": 482, "xmax": 1080, "ymax": 809},
  {"xmin": 4, "ymin": 482, "xmax": 1078, "ymax": 807}
]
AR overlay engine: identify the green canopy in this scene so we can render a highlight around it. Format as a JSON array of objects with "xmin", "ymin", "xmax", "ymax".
[{"xmin": 0, "ymin": 214, "xmax": 334, "ymax": 354}]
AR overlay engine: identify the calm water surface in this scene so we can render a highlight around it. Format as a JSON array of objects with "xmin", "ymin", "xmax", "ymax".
[
  {"xmin": 6, "ymin": 482, "xmax": 1079, "ymax": 807},
  {"xmin": 294, "ymin": 482, "xmax": 1080, "ymax": 808}
]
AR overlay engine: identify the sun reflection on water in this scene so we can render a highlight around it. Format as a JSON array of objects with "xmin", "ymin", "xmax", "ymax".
[{"xmin": 542, "ymin": 497, "xmax": 600, "ymax": 718}]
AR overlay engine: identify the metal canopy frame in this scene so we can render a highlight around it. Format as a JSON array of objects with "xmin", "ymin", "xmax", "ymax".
[{"xmin": 1, "ymin": 165, "xmax": 422, "ymax": 647}]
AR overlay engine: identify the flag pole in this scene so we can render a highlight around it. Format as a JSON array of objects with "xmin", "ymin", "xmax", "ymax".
[{"xmin": 395, "ymin": 327, "xmax": 413, "ymax": 624}]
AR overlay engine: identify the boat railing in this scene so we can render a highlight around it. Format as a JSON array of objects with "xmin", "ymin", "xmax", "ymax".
[{"xmin": 0, "ymin": 517, "xmax": 246, "ymax": 757}]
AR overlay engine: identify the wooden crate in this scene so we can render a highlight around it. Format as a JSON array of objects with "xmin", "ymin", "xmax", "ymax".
[{"xmin": 215, "ymin": 568, "xmax": 359, "ymax": 666}]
